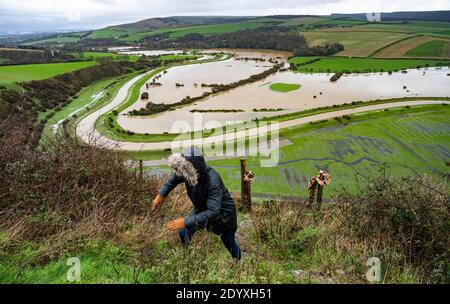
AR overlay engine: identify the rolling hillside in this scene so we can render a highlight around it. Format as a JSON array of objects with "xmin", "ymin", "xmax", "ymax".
[{"xmin": 1, "ymin": 12, "xmax": 446, "ymax": 61}]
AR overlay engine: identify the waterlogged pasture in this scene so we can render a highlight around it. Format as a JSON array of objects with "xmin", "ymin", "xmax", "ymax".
[{"xmin": 209, "ymin": 105, "xmax": 450, "ymax": 198}]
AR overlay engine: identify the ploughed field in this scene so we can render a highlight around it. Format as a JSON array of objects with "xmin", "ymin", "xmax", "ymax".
[{"xmin": 299, "ymin": 31, "xmax": 414, "ymax": 57}]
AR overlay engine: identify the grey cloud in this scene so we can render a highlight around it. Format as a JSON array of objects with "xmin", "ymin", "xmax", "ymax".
[{"xmin": 0, "ymin": 0, "xmax": 448, "ymax": 33}]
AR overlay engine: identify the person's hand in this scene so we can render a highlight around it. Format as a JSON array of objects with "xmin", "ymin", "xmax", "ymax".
[
  {"xmin": 166, "ymin": 218, "xmax": 185, "ymax": 231},
  {"xmin": 152, "ymin": 194, "xmax": 165, "ymax": 211}
]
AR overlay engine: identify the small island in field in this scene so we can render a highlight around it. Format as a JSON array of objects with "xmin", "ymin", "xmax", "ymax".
[{"xmin": 269, "ymin": 83, "xmax": 301, "ymax": 93}]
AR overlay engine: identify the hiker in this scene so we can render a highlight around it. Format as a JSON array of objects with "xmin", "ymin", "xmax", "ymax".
[
  {"xmin": 306, "ymin": 170, "xmax": 331, "ymax": 209},
  {"xmin": 152, "ymin": 146, "xmax": 241, "ymax": 260}
]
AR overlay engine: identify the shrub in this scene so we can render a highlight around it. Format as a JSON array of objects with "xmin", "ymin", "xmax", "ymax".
[
  {"xmin": 252, "ymin": 200, "xmax": 314, "ymax": 257},
  {"xmin": 335, "ymin": 167, "xmax": 449, "ymax": 283}
]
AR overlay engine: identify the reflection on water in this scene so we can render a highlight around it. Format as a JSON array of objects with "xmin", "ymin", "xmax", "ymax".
[{"xmin": 117, "ymin": 49, "xmax": 450, "ymax": 134}]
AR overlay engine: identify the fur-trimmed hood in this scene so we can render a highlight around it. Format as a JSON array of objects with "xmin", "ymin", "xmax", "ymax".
[{"xmin": 167, "ymin": 147, "xmax": 207, "ymax": 186}]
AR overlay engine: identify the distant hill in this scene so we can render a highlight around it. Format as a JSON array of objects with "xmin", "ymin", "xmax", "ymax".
[
  {"xmin": 3, "ymin": 11, "xmax": 449, "ymax": 48},
  {"xmin": 331, "ymin": 10, "xmax": 450, "ymax": 22},
  {"xmin": 106, "ymin": 16, "xmax": 254, "ymax": 32}
]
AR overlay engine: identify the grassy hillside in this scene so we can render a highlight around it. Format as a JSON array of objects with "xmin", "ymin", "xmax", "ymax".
[
  {"xmin": 23, "ymin": 35, "xmax": 82, "ymax": 46},
  {"xmin": 1, "ymin": 130, "xmax": 447, "ymax": 283}
]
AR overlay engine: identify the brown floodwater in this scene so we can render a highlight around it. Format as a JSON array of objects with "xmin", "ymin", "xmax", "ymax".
[
  {"xmin": 119, "ymin": 49, "xmax": 185, "ymax": 56},
  {"xmin": 128, "ymin": 59, "xmax": 276, "ymax": 109},
  {"xmin": 117, "ymin": 49, "xmax": 450, "ymax": 134}
]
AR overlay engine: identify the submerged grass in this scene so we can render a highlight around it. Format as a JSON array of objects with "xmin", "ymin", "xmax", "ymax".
[{"xmin": 269, "ymin": 83, "xmax": 301, "ymax": 93}]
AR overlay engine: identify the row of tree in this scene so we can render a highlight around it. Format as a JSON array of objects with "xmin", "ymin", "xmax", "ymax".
[
  {"xmin": 0, "ymin": 48, "xmax": 78, "ymax": 65},
  {"xmin": 293, "ymin": 43, "xmax": 344, "ymax": 56},
  {"xmin": 141, "ymin": 27, "xmax": 344, "ymax": 56}
]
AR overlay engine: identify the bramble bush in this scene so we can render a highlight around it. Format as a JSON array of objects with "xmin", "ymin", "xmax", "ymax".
[{"xmin": 336, "ymin": 167, "xmax": 449, "ymax": 283}]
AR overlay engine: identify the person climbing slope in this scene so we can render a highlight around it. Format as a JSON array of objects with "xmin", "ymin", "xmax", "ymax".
[
  {"xmin": 306, "ymin": 169, "xmax": 331, "ymax": 210},
  {"xmin": 152, "ymin": 146, "xmax": 241, "ymax": 260}
]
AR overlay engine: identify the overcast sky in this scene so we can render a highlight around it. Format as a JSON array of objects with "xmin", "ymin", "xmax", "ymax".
[{"xmin": 0, "ymin": 0, "xmax": 449, "ymax": 33}]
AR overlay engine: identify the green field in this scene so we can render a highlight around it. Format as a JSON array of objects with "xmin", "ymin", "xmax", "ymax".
[
  {"xmin": 276, "ymin": 16, "xmax": 328, "ymax": 26},
  {"xmin": 269, "ymin": 83, "xmax": 301, "ymax": 93},
  {"xmin": 288, "ymin": 57, "xmax": 318, "ymax": 65},
  {"xmin": 289, "ymin": 57, "xmax": 450, "ymax": 73},
  {"xmin": 0, "ymin": 61, "xmax": 98, "ymax": 87},
  {"xmin": 122, "ymin": 21, "xmax": 266, "ymax": 42},
  {"xmin": 353, "ymin": 21, "xmax": 450, "ymax": 37},
  {"xmin": 405, "ymin": 40, "xmax": 450, "ymax": 57},
  {"xmin": 312, "ymin": 18, "xmax": 368, "ymax": 27},
  {"xmin": 68, "ymin": 51, "xmax": 140, "ymax": 62},
  {"xmin": 206, "ymin": 105, "xmax": 450, "ymax": 198},
  {"xmin": 87, "ymin": 28, "xmax": 127, "ymax": 39},
  {"xmin": 23, "ymin": 36, "xmax": 81, "ymax": 46},
  {"xmin": 159, "ymin": 54, "xmax": 200, "ymax": 62}
]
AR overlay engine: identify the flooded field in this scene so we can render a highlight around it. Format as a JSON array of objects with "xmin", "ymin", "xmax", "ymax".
[
  {"xmin": 119, "ymin": 49, "xmax": 185, "ymax": 56},
  {"xmin": 117, "ymin": 49, "xmax": 450, "ymax": 134},
  {"xmin": 128, "ymin": 59, "xmax": 276, "ymax": 108}
]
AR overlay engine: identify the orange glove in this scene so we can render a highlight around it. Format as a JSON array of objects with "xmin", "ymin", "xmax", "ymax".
[
  {"xmin": 167, "ymin": 218, "xmax": 185, "ymax": 231},
  {"xmin": 152, "ymin": 194, "xmax": 165, "ymax": 211}
]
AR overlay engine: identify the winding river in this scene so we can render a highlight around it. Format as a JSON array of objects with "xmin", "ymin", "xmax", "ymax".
[{"xmin": 76, "ymin": 49, "xmax": 450, "ymax": 150}]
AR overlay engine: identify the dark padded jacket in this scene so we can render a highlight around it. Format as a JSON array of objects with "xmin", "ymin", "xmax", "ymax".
[{"xmin": 159, "ymin": 154, "xmax": 238, "ymax": 234}]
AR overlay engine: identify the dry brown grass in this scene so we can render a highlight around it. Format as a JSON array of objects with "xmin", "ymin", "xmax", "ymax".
[{"xmin": 0, "ymin": 128, "xmax": 193, "ymax": 256}]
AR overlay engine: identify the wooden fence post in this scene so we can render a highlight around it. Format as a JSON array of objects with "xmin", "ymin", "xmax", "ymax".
[
  {"xmin": 139, "ymin": 159, "xmax": 144, "ymax": 190},
  {"xmin": 240, "ymin": 158, "xmax": 251, "ymax": 211}
]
